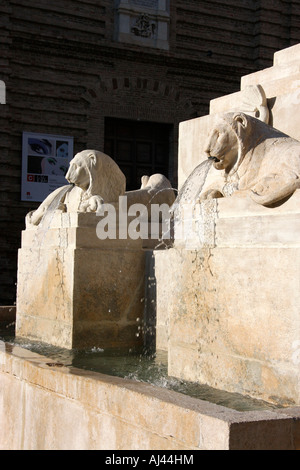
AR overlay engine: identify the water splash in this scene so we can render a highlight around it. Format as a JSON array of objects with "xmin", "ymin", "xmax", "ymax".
[
  {"xmin": 152, "ymin": 187, "xmax": 179, "ymax": 250},
  {"xmin": 155, "ymin": 160, "xmax": 213, "ymax": 249}
]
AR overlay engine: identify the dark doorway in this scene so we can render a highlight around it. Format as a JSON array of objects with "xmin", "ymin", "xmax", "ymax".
[{"xmin": 104, "ymin": 118, "xmax": 173, "ymax": 191}]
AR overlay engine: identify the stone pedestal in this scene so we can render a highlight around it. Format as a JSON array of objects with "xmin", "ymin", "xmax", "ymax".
[
  {"xmin": 16, "ymin": 210, "xmax": 149, "ymax": 350},
  {"xmin": 160, "ymin": 43, "xmax": 300, "ymax": 405},
  {"xmin": 155, "ymin": 191, "xmax": 300, "ymax": 405}
]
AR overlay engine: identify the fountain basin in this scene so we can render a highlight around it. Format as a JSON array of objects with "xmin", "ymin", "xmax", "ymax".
[{"xmin": 0, "ymin": 337, "xmax": 299, "ymax": 450}]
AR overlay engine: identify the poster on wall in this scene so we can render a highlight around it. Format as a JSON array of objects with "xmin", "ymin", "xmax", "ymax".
[{"xmin": 21, "ymin": 132, "xmax": 74, "ymax": 202}]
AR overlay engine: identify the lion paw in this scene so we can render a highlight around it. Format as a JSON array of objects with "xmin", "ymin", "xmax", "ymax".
[
  {"xmin": 84, "ymin": 195, "xmax": 104, "ymax": 212},
  {"xmin": 199, "ymin": 189, "xmax": 224, "ymax": 202}
]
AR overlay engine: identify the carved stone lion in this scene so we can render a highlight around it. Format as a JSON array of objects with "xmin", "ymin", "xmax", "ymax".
[
  {"xmin": 199, "ymin": 112, "xmax": 300, "ymax": 206},
  {"xmin": 26, "ymin": 149, "xmax": 126, "ymax": 227},
  {"xmin": 26, "ymin": 149, "xmax": 175, "ymax": 228},
  {"xmin": 126, "ymin": 173, "xmax": 175, "ymax": 211}
]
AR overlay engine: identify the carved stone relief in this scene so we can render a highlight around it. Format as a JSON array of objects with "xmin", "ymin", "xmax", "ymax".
[
  {"xmin": 131, "ymin": 14, "xmax": 156, "ymax": 38},
  {"xmin": 115, "ymin": 0, "xmax": 169, "ymax": 50}
]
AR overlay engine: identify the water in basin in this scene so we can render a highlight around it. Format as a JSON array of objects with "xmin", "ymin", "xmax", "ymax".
[{"xmin": 0, "ymin": 321, "xmax": 282, "ymax": 413}]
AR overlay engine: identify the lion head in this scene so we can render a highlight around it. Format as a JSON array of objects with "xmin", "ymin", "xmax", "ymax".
[
  {"xmin": 204, "ymin": 112, "xmax": 289, "ymax": 175},
  {"xmin": 203, "ymin": 113, "xmax": 251, "ymax": 174},
  {"xmin": 66, "ymin": 149, "xmax": 126, "ymax": 203}
]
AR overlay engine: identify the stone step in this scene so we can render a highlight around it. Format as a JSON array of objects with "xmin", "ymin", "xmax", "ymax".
[
  {"xmin": 273, "ymin": 43, "xmax": 300, "ymax": 66},
  {"xmin": 241, "ymin": 62, "xmax": 300, "ymax": 92},
  {"xmin": 210, "ymin": 73, "xmax": 300, "ymax": 115},
  {"xmin": 210, "ymin": 43, "xmax": 300, "ymax": 115}
]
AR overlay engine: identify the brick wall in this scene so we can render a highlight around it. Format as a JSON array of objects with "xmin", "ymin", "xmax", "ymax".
[{"xmin": 1, "ymin": 0, "xmax": 300, "ymax": 304}]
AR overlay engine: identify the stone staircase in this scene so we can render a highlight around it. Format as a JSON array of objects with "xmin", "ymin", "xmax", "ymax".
[{"xmin": 178, "ymin": 43, "xmax": 300, "ymax": 187}]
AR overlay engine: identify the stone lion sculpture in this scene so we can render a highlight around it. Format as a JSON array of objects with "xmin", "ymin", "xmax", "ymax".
[
  {"xmin": 26, "ymin": 149, "xmax": 175, "ymax": 227},
  {"xmin": 26, "ymin": 149, "xmax": 126, "ymax": 227},
  {"xmin": 126, "ymin": 173, "xmax": 175, "ymax": 211},
  {"xmin": 199, "ymin": 112, "xmax": 300, "ymax": 206}
]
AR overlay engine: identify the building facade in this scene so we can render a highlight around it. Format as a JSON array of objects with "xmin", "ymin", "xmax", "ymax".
[{"xmin": 1, "ymin": 0, "xmax": 300, "ymax": 304}]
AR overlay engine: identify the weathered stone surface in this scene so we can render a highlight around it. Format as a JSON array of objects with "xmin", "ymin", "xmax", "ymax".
[{"xmin": 16, "ymin": 212, "xmax": 146, "ymax": 350}]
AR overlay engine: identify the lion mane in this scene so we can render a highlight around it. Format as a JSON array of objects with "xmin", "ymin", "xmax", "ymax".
[
  {"xmin": 65, "ymin": 149, "xmax": 126, "ymax": 211},
  {"xmin": 79, "ymin": 150, "xmax": 126, "ymax": 202},
  {"xmin": 199, "ymin": 112, "xmax": 300, "ymax": 206}
]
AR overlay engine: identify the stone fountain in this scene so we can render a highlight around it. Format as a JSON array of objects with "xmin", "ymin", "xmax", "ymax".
[
  {"xmin": 1, "ymin": 44, "xmax": 300, "ymax": 450},
  {"xmin": 16, "ymin": 149, "xmax": 175, "ymax": 349},
  {"xmin": 156, "ymin": 112, "xmax": 300, "ymax": 405}
]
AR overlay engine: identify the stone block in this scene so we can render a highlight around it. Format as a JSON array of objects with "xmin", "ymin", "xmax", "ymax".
[
  {"xmin": 16, "ymin": 211, "xmax": 146, "ymax": 350},
  {"xmin": 274, "ymin": 43, "xmax": 300, "ymax": 66},
  {"xmin": 156, "ymin": 191, "xmax": 300, "ymax": 405},
  {"xmin": 115, "ymin": 0, "xmax": 170, "ymax": 50},
  {"xmin": 171, "ymin": 43, "xmax": 300, "ymax": 406}
]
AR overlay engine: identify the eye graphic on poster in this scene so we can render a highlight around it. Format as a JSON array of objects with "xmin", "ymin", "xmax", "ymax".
[
  {"xmin": 22, "ymin": 132, "xmax": 74, "ymax": 202},
  {"xmin": 56, "ymin": 141, "xmax": 69, "ymax": 158},
  {"xmin": 28, "ymin": 138, "xmax": 53, "ymax": 156}
]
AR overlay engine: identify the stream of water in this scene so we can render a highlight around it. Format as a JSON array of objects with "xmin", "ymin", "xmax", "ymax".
[{"xmin": 171, "ymin": 159, "xmax": 213, "ymax": 217}]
